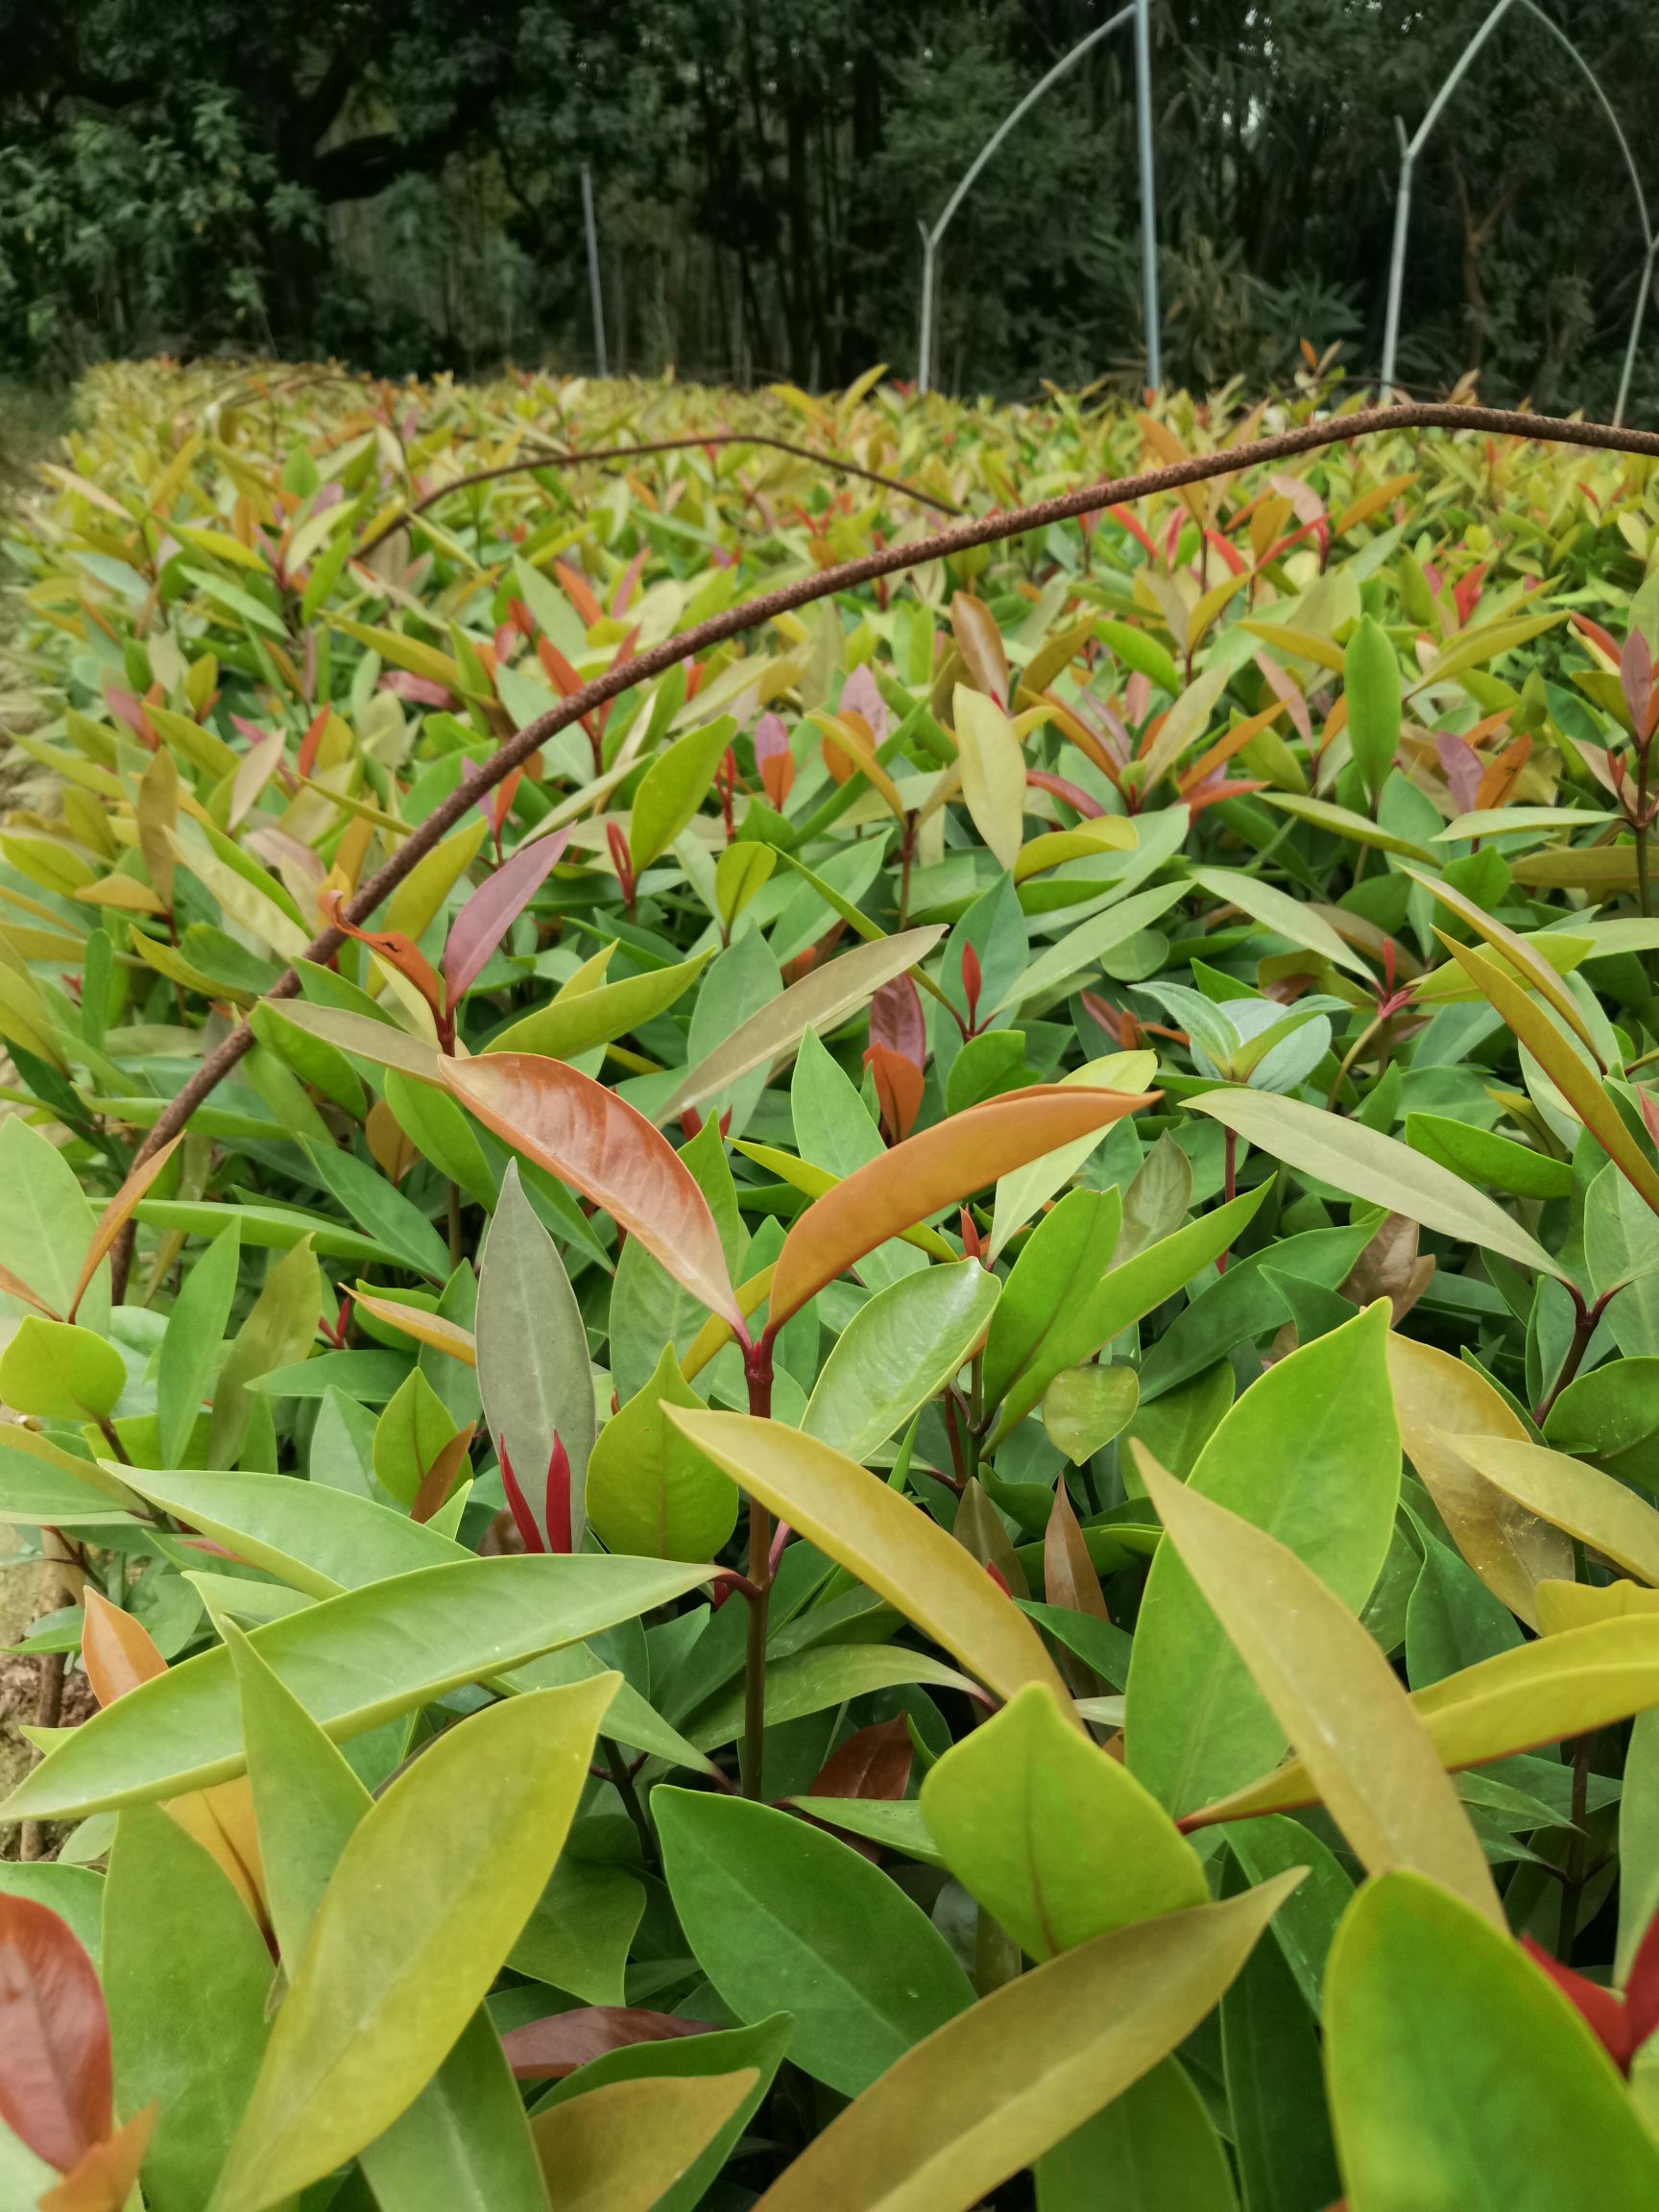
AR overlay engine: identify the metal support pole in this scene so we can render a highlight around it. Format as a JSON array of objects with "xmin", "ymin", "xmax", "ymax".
[
  {"xmin": 581, "ymin": 164, "xmax": 609, "ymax": 380},
  {"xmin": 1380, "ymin": 0, "xmax": 1653, "ymax": 414},
  {"xmin": 1134, "ymin": 0, "xmax": 1162, "ymax": 389},
  {"xmin": 1616, "ymin": 244, "xmax": 1659, "ymax": 429},
  {"xmin": 1380, "ymin": 0, "xmax": 1516, "ymax": 397},
  {"xmin": 918, "ymin": 225, "xmax": 936, "ymax": 397},
  {"xmin": 914, "ymin": 6, "xmax": 1134, "ymax": 400}
]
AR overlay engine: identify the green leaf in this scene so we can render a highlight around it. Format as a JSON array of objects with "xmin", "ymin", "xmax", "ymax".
[
  {"xmin": 983, "ymin": 1188, "xmax": 1120, "ymax": 1416},
  {"xmin": 156, "ymin": 1222, "xmax": 240, "ymax": 1467},
  {"xmin": 490, "ymin": 950, "xmax": 709, "ymax": 1059},
  {"xmin": 361, "ymin": 2010, "xmax": 549, "ymax": 2212},
  {"xmin": 476, "ymin": 1163, "xmax": 596, "ymax": 1542},
  {"xmin": 749, "ymin": 1875, "xmax": 1302, "ymax": 2212},
  {"xmin": 920, "ymin": 1684, "xmax": 1207, "ymax": 1960},
  {"xmin": 216, "ymin": 1676, "xmax": 616, "ymax": 2210},
  {"xmin": 3, "ymin": 1556, "xmax": 710, "ymax": 1821},
  {"xmin": 1042, "ymin": 1363, "xmax": 1140, "ymax": 1464},
  {"xmin": 1342, "ymin": 613, "xmax": 1402, "ymax": 801},
  {"xmin": 805, "ymin": 1260, "xmax": 1001, "ymax": 1463},
  {"xmin": 1125, "ymin": 1303, "xmax": 1401, "ymax": 1815},
  {"xmin": 108, "ymin": 1465, "xmax": 469, "ymax": 1598},
  {"xmin": 509, "ymin": 1856, "xmax": 643, "ymax": 2005},
  {"xmin": 0, "ymin": 1316, "xmax": 126, "ymax": 1421},
  {"xmin": 104, "ymin": 1802, "xmax": 272, "ymax": 2212},
  {"xmin": 304, "ymin": 1141, "xmax": 452, "ymax": 1282},
  {"xmin": 1545, "ymin": 1358, "xmax": 1659, "ymax": 1491},
  {"xmin": 1136, "ymin": 1458, "xmax": 1502, "ymax": 1925},
  {"xmin": 1186, "ymin": 1090, "xmax": 1565, "ymax": 1280},
  {"xmin": 0, "ymin": 1115, "xmax": 102, "ymax": 1325},
  {"xmin": 1036, "ymin": 2059, "xmax": 1237, "ymax": 2211},
  {"xmin": 659, "ymin": 927, "xmax": 946, "ymax": 1125},
  {"xmin": 373, "ymin": 1367, "xmax": 462, "ymax": 1507},
  {"xmin": 630, "ymin": 715, "xmax": 736, "ymax": 873},
  {"xmin": 1404, "ymin": 1113, "xmax": 1575, "ymax": 1201},
  {"xmin": 226, "ymin": 1619, "xmax": 370, "ymax": 1962},
  {"xmin": 685, "ymin": 1646, "xmax": 977, "ymax": 1752},
  {"xmin": 586, "ymin": 1341, "xmax": 738, "ymax": 1560},
  {"xmin": 1325, "ymin": 1870, "xmax": 1659, "ymax": 2210},
  {"xmin": 0, "ymin": 1861, "xmax": 105, "ymax": 1962},
  {"xmin": 208, "ymin": 1236, "xmax": 323, "ymax": 1467},
  {"xmin": 654, "ymin": 1788, "xmax": 974, "ymax": 2096},
  {"xmin": 1220, "ymin": 1853, "xmax": 1339, "ymax": 2212},
  {"xmin": 989, "ymin": 1184, "xmax": 1270, "ymax": 1444}
]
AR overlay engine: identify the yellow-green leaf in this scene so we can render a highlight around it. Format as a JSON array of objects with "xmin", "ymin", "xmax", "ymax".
[
  {"xmin": 1440, "ymin": 936, "xmax": 1659, "ymax": 1220},
  {"xmin": 657, "ymin": 927, "xmax": 945, "ymax": 1125},
  {"xmin": 216, "ymin": 1676, "xmax": 615, "ymax": 2210},
  {"xmin": 751, "ymin": 1876, "xmax": 1303, "ymax": 2212},
  {"xmin": 530, "ymin": 2072, "xmax": 759, "ymax": 2212},
  {"xmin": 1187, "ymin": 1088, "xmax": 1565, "ymax": 1280},
  {"xmin": 665, "ymin": 1409, "xmax": 1073, "ymax": 1710},
  {"xmin": 489, "ymin": 950, "xmax": 709, "ymax": 1059},
  {"xmin": 1137, "ymin": 1455, "xmax": 1503, "ymax": 1926},
  {"xmin": 953, "ymin": 686, "xmax": 1026, "ymax": 871},
  {"xmin": 1448, "ymin": 1432, "xmax": 1659, "ymax": 1587},
  {"xmin": 919, "ymin": 1684, "xmax": 1206, "ymax": 1960},
  {"xmin": 1385, "ymin": 1332, "xmax": 1570, "ymax": 1626},
  {"xmin": 1194, "ymin": 1612, "xmax": 1659, "ymax": 1828}
]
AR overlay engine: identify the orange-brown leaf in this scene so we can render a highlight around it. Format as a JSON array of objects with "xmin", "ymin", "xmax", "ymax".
[
  {"xmin": 443, "ymin": 1053, "xmax": 743, "ymax": 1327},
  {"xmin": 767, "ymin": 1087, "xmax": 1154, "ymax": 1329}
]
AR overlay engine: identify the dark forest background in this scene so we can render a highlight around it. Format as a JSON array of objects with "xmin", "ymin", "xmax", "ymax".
[{"xmin": 4, "ymin": 0, "xmax": 1658, "ymax": 410}]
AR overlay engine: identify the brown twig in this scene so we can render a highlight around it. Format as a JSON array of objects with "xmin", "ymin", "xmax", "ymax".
[
  {"xmin": 355, "ymin": 428, "xmax": 963, "ymax": 554},
  {"xmin": 108, "ymin": 402, "xmax": 1659, "ymax": 1297}
]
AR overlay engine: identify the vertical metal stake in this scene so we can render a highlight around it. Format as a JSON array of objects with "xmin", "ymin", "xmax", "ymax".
[
  {"xmin": 1134, "ymin": 0, "xmax": 1162, "ymax": 389},
  {"xmin": 582, "ymin": 164, "xmax": 609, "ymax": 380},
  {"xmin": 918, "ymin": 224, "xmax": 936, "ymax": 397}
]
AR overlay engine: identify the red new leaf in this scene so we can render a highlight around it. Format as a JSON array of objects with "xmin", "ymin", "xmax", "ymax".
[
  {"xmin": 442, "ymin": 829, "xmax": 570, "ymax": 1005},
  {"xmin": 443, "ymin": 1053, "xmax": 744, "ymax": 1328},
  {"xmin": 809, "ymin": 1717, "xmax": 913, "ymax": 1801},
  {"xmin": 0, "ymin": 1897, "xmax": 111, "ymax": 2176},
  {"xmin": 867, "ymin": 1042, "xmax": 925, "ymax": 1144},
  {"xmin": 503, "ymin": 2008, "xmax": 716, "ymax": 2080},
  {"xmin": 870, "ymin": 975, "xmax": 926, "ymax": 1070}
]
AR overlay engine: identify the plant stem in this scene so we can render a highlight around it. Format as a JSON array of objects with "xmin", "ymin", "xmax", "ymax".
[
  {"xmin": 603, "ymin": 1737, "xmax": 656, "ymax": 1864},
  {"xmin": 974, "ymin": 1906, "xmax": 1021, "ymax": 1995},
  {"xmin": 739, "ymin": 1334, "xmax": 776, "ymax": 1800},
  {"xmin": 1556, "ymin": 1732, "xmax": 1595, "ymax": 1960},
  {"xmin": 446, "ymin": 1180, "xmax": 464, "ymax": 1269},
  {"xmin": 1218, "ymin": 1126, "xmax": 1238, "ymax": 1272},
  {"xmin": 1534, "ymin": 1286, "xmax": 1620, "ymax": 1426}
]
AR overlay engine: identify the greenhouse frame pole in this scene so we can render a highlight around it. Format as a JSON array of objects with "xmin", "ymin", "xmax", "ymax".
[
  {"xmin": 916, "ymin": 4, "xmax": 1141, "ymax": 396},
  {"xmin": 581, "ymin": 164, "xmax": 609, "ymax": 380},
  {"xmin": 1134, "ymin": 0, "xmax": 1161, "ymax": 389},
  {"xmin": 1381, "ymin": 0, "xmax": 1652, "ymax": 423}
]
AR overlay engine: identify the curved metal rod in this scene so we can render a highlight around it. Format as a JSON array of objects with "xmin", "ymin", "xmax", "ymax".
[
  {"xmin": 354, "ymin": 430, "xmax": 962, "ymax": 556},
  {"xmin": 1380, "ymin": 0, "xmax": 1654, "ymax": 424},
  {"xmin": 918, "ymin": 7, "xmax": 1136, "ymax": 394},
  {"xmin": 108, "ymin": 399, "xmax": 1659, "ymax": 1289}
]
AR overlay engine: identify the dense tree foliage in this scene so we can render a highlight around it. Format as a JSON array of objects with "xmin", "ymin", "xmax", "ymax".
[{"xmin": 3, "ymin": 0, "xmax": 1659, "ymax": 408}]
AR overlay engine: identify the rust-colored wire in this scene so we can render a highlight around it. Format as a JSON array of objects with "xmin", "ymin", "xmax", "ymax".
[
  {"xmin": 354, "ymin": 428, "xmax": 963, "ymax": 554},
  {"xmin": 109, "ymin": 400, "xmax": 1659, "ymax": 1294}
]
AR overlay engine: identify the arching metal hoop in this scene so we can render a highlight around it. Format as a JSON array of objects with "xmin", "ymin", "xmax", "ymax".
[
  {"xmin": 917, "ymin": 3, "xmax": 1159, "ymax": 396},
  {"xmin": 1379, "ymin": 0, "xmax": 1654, "ymax": 425}
]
